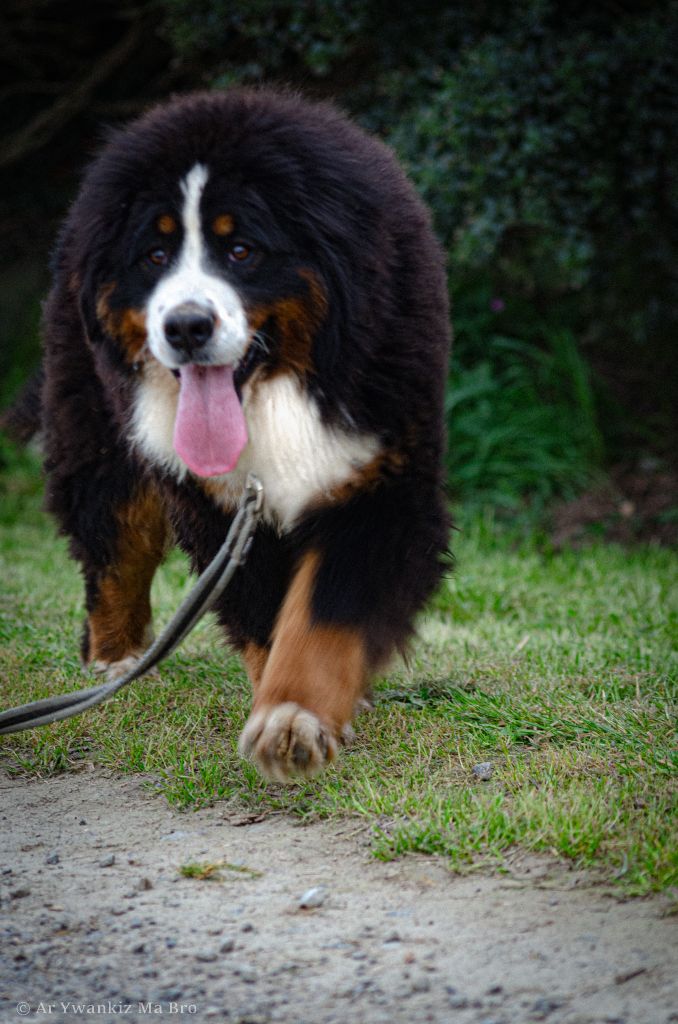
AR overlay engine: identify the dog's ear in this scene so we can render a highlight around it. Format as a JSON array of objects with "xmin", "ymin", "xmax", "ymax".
[
  {"xmin": 308, "ymin": 252, "xmax": 368, "ymax": 388},
  {"xmin": 76, "ymin": 263, "xmax": 106, "ymax": 347},
  {"xmin": 58, "ymin": 192, "xmax": 127, "ymax": 349},
  {"xmin": 49, "ymin": 216, "xmax": 105, "ymax": 348}
]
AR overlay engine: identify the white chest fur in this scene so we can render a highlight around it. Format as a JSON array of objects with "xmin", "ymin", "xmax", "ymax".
[{"xmin": 130, "ymin": 366, "xmax": 380, "ymax": 530}]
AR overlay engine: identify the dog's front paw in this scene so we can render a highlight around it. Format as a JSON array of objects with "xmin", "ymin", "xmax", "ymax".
[
  {"xmin": 90, "ymin": 654, "xmax": 144, "ymax": 682},
  {"xmin": 89, "ymin": 649, "xmax": 158, "ymax": 683},
  {"xmin": 88, "ymin": 625, "xmax": 155, "ymax": 683},
  {"xmin": 238, "ymin": 702, "xmax": 338, "ymax": 782}
]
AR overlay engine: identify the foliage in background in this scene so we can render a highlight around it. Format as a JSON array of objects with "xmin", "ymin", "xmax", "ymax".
[
  {"xmin": 447, "ymin": 325, "xmax": 602, "ymax": 510},
  {"xmin": 2, "ymin": 0, "xmax": 676, "ymax": 511},
  {"xmin": 159, "ymin": 0, "xmax": 678, "ymax": 506}
]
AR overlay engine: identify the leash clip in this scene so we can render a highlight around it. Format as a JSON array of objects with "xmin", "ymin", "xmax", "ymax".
[{"xmin": 244, "ymin": 472, "xmax": 264, "ymax": 515}]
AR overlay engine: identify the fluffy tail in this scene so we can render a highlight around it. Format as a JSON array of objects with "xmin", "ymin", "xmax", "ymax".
[{"xmin": 0, "ymin": 366, "xmax": 44, "ymax": 443}]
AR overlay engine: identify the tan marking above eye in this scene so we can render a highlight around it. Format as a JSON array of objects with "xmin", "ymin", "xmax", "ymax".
[
  {"xmin": 157, "ymin": 214, "xmax": 177, "ymax": 234},
  {"xmin": 213, "ymin": 214, "xmax": 235, "ymax": 236}
]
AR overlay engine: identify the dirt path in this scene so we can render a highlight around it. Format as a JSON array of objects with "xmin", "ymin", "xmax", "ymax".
[{"xmin": 1, "ymin": 771, "xmax": 676, "ymax": 1024}]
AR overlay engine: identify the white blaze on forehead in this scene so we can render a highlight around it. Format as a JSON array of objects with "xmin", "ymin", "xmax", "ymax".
[
  {"xmin": 180, "ymin": 163, "xmax": 210, "ymax": 268},
  {"xmin": 145, "ymin": 162, "xmax": 249, "ymax": 369}
]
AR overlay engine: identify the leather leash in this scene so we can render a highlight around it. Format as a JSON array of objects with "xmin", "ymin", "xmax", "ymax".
[{"xmin": 0, "ymin": 473, "xmax": 263, "ymax": 735}]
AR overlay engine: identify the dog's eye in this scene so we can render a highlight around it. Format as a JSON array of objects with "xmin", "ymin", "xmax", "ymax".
[
  {"xmin": 147, "ymin": 248, "xmax": 169, "ymax": 267},
  {"xmin": 228, "ymin": 242, "xmax": 253, "ymax": 264}
]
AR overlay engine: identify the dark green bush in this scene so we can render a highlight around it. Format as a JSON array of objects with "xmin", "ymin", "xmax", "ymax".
[
  {"xmin": 159, "ymin": 0, "xmax": 677, "ymax": 506},
  {"xmin": 447, "ymin": 324, "xmax": 603, "ymax": 510},
  {"xmin": 4, "ymin": 1, "xmax": 675, "ymax": 512},
  {"xmin": 378, "ymin": 5, "xmax": 677, "ymax": 348}
]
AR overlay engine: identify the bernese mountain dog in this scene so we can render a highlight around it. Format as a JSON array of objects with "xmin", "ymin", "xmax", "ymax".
[{"xmin": 16, "ymin": 88, "xmax": 451, "ymax": 781}]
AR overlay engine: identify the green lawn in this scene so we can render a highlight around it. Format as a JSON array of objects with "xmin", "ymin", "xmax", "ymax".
[{"xmin": 1, "ymin": 446, "xmax": 676, "ymax": 894}]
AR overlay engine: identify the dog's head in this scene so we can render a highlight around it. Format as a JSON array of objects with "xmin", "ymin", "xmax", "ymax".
[{"xmin": 53, "ymin": 89, "xmax": 443, "ymax": 478}]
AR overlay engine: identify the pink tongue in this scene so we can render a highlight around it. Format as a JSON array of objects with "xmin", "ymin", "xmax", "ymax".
[{"xmin": 173, "ymin": 364, "xmax": 248, "ymax": 477}]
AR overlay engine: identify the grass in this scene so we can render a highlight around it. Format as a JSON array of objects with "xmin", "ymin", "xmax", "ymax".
[
  {"xmin": 179, "ymin": 860, "xmax": 263, "ymax": 881},
  {"xmin": 1, "ymin": 444, "xmax": 676, "ymax": 895}
]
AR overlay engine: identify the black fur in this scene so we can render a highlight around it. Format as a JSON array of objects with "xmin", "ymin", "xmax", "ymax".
[
  {"xmin": 0, "ymin": 368, "xmax": 44, "ymax": 443},
  {"xmin": 18, "ymin": 88, "xmax": 452, "ymax": 769}
]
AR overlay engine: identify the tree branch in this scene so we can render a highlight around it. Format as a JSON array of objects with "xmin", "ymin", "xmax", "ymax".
[{"xmin": 0, "ymin": 20, "xmax": 142, "ymax": 169}]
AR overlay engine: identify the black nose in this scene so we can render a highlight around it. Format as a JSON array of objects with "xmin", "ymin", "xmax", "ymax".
[{"xmin": 164, "ymin": 302, "xmax": 215, "ymax": 355}]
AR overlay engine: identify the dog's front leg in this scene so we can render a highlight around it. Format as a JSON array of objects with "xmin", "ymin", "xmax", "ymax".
[{"xmin": 238, "ymin": 551, "xmax": 367, "ymax": 781}]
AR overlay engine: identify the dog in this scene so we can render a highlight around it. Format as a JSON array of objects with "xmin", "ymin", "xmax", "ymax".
[{"xmin": 7, "ymin": 88, "xmax": 451, "ymax": 781}]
